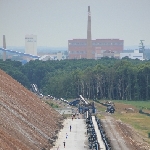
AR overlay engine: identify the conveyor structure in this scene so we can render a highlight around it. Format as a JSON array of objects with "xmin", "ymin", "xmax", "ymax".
[{"xmin": 86, "ymin": 111, "xmax": 111, "ymax": 150}]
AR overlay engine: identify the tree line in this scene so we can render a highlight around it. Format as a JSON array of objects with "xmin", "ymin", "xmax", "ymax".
[{"xmin": 0, "ymin": 57, "xmax": 150, "ymax": 101}]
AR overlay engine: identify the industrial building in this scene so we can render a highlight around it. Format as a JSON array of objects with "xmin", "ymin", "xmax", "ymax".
[
  {"xmin": 120, "ymin": 49, "xmax": 143, "ymax": 60},
  {"xmin": 39, "ymin": 51, "xmax": 66, "ymax": 61},
  {"xmin": 68, "ymin": 6, "xmax": 124, "ymax": 59},
  {"xmin": 68, "ymin": 39, "xmax": 124, "ymax": 59},
  {"xmin": 25, "ymin": 35, "xmax": 37, "ymax": 56}
]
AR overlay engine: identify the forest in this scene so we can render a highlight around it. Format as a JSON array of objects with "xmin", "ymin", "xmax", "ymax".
[{"xmin": 0, "ymin": 57, "xmax": 150, "ymax": 101}]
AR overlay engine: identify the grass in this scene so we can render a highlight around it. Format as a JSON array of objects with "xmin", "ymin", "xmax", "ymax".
[
  {"xmin": 113, "ymin": 100, "xmax": 150, "ymax": 141},
  {"xmin": 95, "ymin": 99, "xmax": 150, "ymax": 140},
  {"xmin": 93, "ymin": 101, "xmax": 107, "ymax": 119},
  {"xmin": 45, "ymin": 101, "xmax": 59, "ymax": 108},
  {"xmin": 96, "ymin": 113, "xmax": 106, "ymax": 119},
  {"xmin": 62, "ymin": 114, "xmax": 71, "ymax": 119},
  {"xmin": 115, "ymin": 111, "xmax": 150, "ymax": 140},
  {"xmin": 114, "ymin": 100, "xmax": 150, "ymax": 110}
]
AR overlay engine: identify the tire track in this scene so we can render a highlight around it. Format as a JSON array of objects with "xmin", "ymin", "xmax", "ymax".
[
  {"xmin": 117, "ymin": 121, "xmax": 150, "ymax": 150},
  {"xmin": 101, "ymin": 115, "xmax": 130, "ymax": 150}
]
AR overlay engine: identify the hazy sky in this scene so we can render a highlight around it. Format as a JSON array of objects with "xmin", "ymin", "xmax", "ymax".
[{"xmin": 0, "ymin": 0, "xmax": 150, "ymax": 47}]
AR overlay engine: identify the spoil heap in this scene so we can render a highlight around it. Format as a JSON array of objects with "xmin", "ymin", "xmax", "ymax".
[{"xmin": 0, "ymin": 69, "xmax": 63, "ymax": 150}]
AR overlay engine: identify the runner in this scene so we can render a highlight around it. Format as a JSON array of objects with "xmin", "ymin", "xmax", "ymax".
[
  {"xmin": 70, "ymin": 125, "xmax": 72, "ymax": 132},
  {"xmin": 66, "ymin": 133, "xmax": 68, "ymax": 139},
  {"xmin": 63, "ymin": 141, "xmax": 66, "ymax": 148}
]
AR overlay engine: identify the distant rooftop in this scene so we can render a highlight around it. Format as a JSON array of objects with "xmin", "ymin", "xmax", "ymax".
[{"xmin": 122, "ymin": 50, "xmax": 134, "ymax": 53}]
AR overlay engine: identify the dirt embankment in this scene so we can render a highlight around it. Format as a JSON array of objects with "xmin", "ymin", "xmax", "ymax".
[
  {"xmin": 101, "ymin": 114, "xmax": 150, "ymax": 150},
  {"xmin": 117, "ymin": 120, "xmax": 150, "ymax": 150},
  {"xmin": 0, "ymin": 69, "xmax": 63, "ymax": 150}
]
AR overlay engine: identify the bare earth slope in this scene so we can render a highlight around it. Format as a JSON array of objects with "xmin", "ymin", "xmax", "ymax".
[{"xmin": 0, "ymin": 69, "xmax": 63, "ymax": 150}]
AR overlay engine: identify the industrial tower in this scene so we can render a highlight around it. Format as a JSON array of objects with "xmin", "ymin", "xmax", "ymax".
[
  {"xmin": 68, "ymin": 6, "xmax": 124, "ymax": 59},
  {"xmin": 3, "ymin": 35, "xmax": 6, "ymax": 61},
  {"xmin": 86, "ymin": 6, "xmax": 92, "ymax": 59}
]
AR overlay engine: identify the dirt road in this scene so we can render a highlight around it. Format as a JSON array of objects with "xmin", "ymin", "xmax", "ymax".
[{"xmin": 101, "ymin": 114, "xmax": 150, "ymax": 150}]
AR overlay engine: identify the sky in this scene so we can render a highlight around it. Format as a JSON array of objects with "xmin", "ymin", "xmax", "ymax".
[{"xmin": 0, "ymin": 0, "xmax": 150, "ymax": 48}]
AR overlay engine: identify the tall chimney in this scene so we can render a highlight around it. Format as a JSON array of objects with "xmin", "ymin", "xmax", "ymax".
[
  {"xmin": 87, "ymin": 6, "xmax": 92, "ymax": 59},
  {"xmin": 3, "ymin": 35, "xmax": 6, "ymax": 61}
]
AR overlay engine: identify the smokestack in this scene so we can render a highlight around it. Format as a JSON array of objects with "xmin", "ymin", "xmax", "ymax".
[
  {"xmin": 3, "ymin": 35, "xmax": 6, "ymax": 61},
  {"xmin": 87, "ymin": 6, "xmax": 92, "ymax": 59}
]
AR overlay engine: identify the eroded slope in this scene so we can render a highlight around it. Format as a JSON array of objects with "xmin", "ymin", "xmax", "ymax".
[{"xmin": 0, "ymin": 69, "xmax": 63, "ymax": 150}]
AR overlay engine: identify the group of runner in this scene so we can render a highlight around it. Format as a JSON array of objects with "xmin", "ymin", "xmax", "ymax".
[
  {"xmin": 62, "ymin": 109, "xmax": 80, "ymax": 148},
  {"xmin": 63, "ymin": 125, "xmax": 72, "ymax": 148}
]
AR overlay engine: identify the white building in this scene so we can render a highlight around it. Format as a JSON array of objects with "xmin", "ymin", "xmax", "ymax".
[
  {"xmin": 39, "ymin": 55, "xmax": 54, "ymax": 61},
  {"xmin": 57, "ymin": 52, "xmax": 63, "ymax": 60},
  {"xmin": 25, "ymin": 35, "xmax": 37, "ymax": 56},
  {"xmin": 39, "ymin": 52, "xmax": 66, "ymax": 61},
  {"xmin": 120, "ymin": 49, "xmax": 143, "ymax": 60}
]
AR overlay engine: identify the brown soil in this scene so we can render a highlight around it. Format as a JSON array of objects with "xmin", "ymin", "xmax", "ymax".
[
  {"xmin": 114, "ymin": 102, "xmax": 139, "ymax": 113},
  {"xmin": 101, "ymin": 113, "xmax": 150, "ymax": 150},
  {"xmin": 116, "ymin": 120, "xmax": 150, "ymax": 150},
  {"xmin": 0, "ymin": 69, "xmax": 63, "ymax": 150}
]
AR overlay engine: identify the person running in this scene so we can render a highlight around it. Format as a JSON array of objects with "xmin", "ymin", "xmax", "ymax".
[
  {"xmin": 63, "ymin": 141, "xmax": 66, "ymax": 148},
  {"xmin": 70, "ymin": 125, "xmax": 72, "ymax": 132}
]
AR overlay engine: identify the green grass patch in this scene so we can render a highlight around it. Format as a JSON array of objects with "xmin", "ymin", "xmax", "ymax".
[
  {"xmin": 45, "ymin": 101, "xmax": 59, "ymax": 108},
  {"xmin": 62, "ymin": 114, "xmax": 71, "ymax": 119},
  {"xmin": 115, "ymin": 111, "xmax": 150, "ymax": 140},
  {"xmin": 114, "ymin": 100, "xmax": 150, "ymax": 110},
  {"xmin": 95, "ymin": 99, "xmax": 150, "ymax": 141},
  {"xmin": 96, "ymin": 113, "xmax": 105, "ymax": 119}
]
